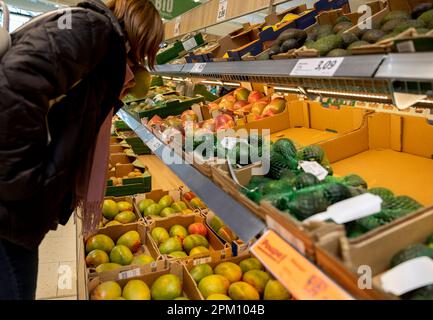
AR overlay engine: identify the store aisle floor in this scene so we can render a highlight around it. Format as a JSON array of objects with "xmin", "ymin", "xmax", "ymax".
[{"xmin": 36, "ymin": 216, "xmax": 77, "ymax": 300}]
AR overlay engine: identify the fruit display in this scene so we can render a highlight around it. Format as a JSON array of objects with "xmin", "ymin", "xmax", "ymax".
[
  {"xmin": 136, "ymin": 193, "xmax": 193, "ymax": 218},
  {"xmin": 207, "ymin": 214, "xmax": 239, "ymax": 244},
  {"xmin": 84, "ymin": 227, "xmax": 156, "ymax": 273},
  {"xmin": 188, "ymin": 255, "xmax": 291, "ymax": 300},
  {"xmin": 100, "ymin": 198, "xmax": 138, "ymax": 228},
  {"xmin": 268, "ymin": 28, "xmax": 308, "ymax": 57},
  {"xmin": 182, "ymin": 191, "xmax": 207, "ymax": 210}
]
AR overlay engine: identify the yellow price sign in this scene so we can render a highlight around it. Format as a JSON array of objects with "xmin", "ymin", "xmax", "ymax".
[{"xmin": 251, "ymin": 229, "xmax": 353, "ymax": 300}]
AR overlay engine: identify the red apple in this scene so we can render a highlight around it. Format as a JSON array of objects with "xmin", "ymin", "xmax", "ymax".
[
  {"xmin": 215, "ymin": 114, "xmax": 235, "ymax": 131},
  {"xmin": 233, "ymin": 100, "xmax": 249, "ymax": 110},
  {"xmin": 183, "ymin": 191, "xmax": 196, "ymax": 202},
  {"xmin": 201, "ymin": 119, "xmax": 215, "ymax": 132},
  {"xmin": 188, "ymin": 223, "xmax": 208, "ymax": 237},
  {"xmin": 262, "ymin": 98, "xmax": 286, "ymax": 116},
  {"xmin": 181, "ymin": 110, "xmax": 198, "ymax": 122},
  {"xmin": 208, "ymin": 102, "xmax": 220, "ymax": 111},
  {"xmin": 234, "ymin": 87, "xmax": 250, "ymax": 101},
  {"xmin": 248, "ymin": 91, "xmax": 264, "ymax": 104},
  {"xmin": 251, "ymin": 101, "xmax": 268, "ymax": 115},
  {"xmin": 148, "ymin": 115, "xmax": 162, "ymax": 127}
]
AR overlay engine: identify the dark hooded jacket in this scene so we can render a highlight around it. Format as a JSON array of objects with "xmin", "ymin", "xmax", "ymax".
[{"xmin": 0, "ymin": 0, "xmax": 127, "ymax": 249}]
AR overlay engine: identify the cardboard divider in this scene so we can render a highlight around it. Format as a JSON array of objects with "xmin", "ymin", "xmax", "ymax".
[
  {"xmin": 87, "ymin": 261, "xmax": 203, "ymax": 300},
  {"xmin": 101, "ymin": 196, "xmax": 143, "ymax": 227},
  {"xmin": 85, "ymin": 223, "xmax": 162, "ymax": 279},
  {"xmin": 147, "ymin": 215, "xmax": 232, "ymax": 263},
  {"xmin": 110, "ymin": 145, "xmax": 125, "ymax": 154}
]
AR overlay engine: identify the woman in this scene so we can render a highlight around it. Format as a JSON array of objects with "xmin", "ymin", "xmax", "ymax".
[{"xmin": 0, "ymin": 0, "xmax": 163, "ymax": 299}]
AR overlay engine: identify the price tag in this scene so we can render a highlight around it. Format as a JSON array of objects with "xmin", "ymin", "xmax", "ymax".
[
  {"xmin": 193, "ymin": 256, "xmax": 212, "ymax": 266},
  {"xmin": 299, "ymin": 160, "xmax": 328, "ymax": 181},
  {"xmin": 147, "ymin": 137, "xmax": 163, "ymax": 152},
  {"xmin": 266, "ymin": 216, "xmax": 306, "ymax": 255},
  {"xmin": 174, "ymin": 16, "xmax": 181, "ymax": 37},
  {"xmin": 251, "ymin": 230, "xmax": 353, "ymax": 300},
  {"xmin": 380, "ymin": 257, "xmax": 433, "ymax": 296},
  {"xmin": 190, "ymin": 63, "xmax": 206, "ymax": 73},
  {"xmin": 183, "ymin": 37, "xmax": 198, "ymax": 52},
  {"xmin": 118, "ymin": 268, "xmax": 141, "ymax": 280},
  {"xmin": 291, "ymin": 57, "xmax": 344, "ymax": 77},
  {"xmin": 216, "ymin": 0, "xmax": 228, "ymax": 22}
]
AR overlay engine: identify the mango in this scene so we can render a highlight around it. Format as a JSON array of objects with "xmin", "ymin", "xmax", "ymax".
[
  {"xmin": 263, "ymin": 280, "xmax": 291, "ymax": 300},
  {"xmin": 91, "ymin": 281, "xmax": 122, "ymax": 300},
  {"xmin": 144, "ymin": 203, "xmax": 162, "ymax": 216},
  {"xmin": 239, "ymin": 257, "xmax": 264, "ymax": 273},
  {"xmin": 138, "ymin": 199, "xmax": 155, "ymax": 213},
  {"xmin": 159, "ymin": 237, "xmax": 183, "ymax": 255},
  {"xmin": 209, "ymin": 216, "xmax": 225, "ymax": 232},
  {"xmin": 189, "ymin": 246, "xmax": 210, "ymax": 256},
  {"xmin": 207, "ymin": 294, "xmax": 232, "ymax": 300},
  {"xmin": 242, "ymin": 270, "xmax": 270, "ymax": 294},
  {"xmin": 117, "ymin": 230, "xmax": 141, "ymax": 253},
  {"xmin": 102, "ymin": 199, "xmax": 119, "ymax": 219},
  {"xmin": 214, "ymin": 262, "xmax": 242, "ymax": 283},
  {"xmin": 158, "ymin": 195, "xmax": 174, "ymax": 208},
  {"xmin": 160, "ymin": 207, "xmax": 176, "ymax": 217},
  {"xmin": 151, "ymin": 274, "xmax": 182, "ymax": 300},
  {"xmin": 168, "ymin": 251, "xmax": 188, "ymax": 258},
  {"xmin": 198, "ymin": 275, "xmax": 230, "ymax": 298},
  {"xmin": 190, "ymin": 264, "xmax": 214, "ymax": 283},
  {"xmin": 105, "ymin": 220, "xmax": 122, "ymax": 227},
  {"xmin": 151, "ymin": 227, "xmax": 169, "ymax": 245},
  {"xmin": 228, "ymin": 281, "xmax": 260, "ymax": 300},
  {"xmin": 86, "ymin": 249, "xmax": 109, "ymax": 268},
  {"xmin": 183, "ymin": 234, "xmax": 209, "ymax": 254},
  {"xmin": 110, "ymin": 245, "xmax": 133, "ymax": 266},
  {"xmin": 169, "ymin": 225, "xmax": 188, "ymax": 240},
  {"xmin": 114, "ymin": 211, "xmax": 137, "ymax": 224},
  {"xmin": 218, "ymin": 226, "xmax": 237, "ymax": 242},
  {"xmin": 171, "ymin": 201, "xmax": 187, "ymax": 212},
  {"xmin": 131, "ymin": 254, "xmax": 154, "ymax": 265},
  {"xmin": 117, "ymin": 201, "xmax": 133, "ymax": 212},
  {"xmin": 189, "ymin": 197, "xmax": 206, "ymax": 209},
  {"xmin": 174, "ymin": 297, "xmax": 189, "ymax": 300},
  {"xmin": 86, "ymin": 234, "xmax": 115, "ymax": 254},
  {"xmin": 122, "ymin": 280, "xmax": 151, "ymax": 300},
  {"xmin": 95, "ymin": 263, "xmax": 122, "ymax": 273}
]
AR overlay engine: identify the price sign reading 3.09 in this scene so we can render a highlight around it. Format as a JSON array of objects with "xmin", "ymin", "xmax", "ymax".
[{"xmin": 291, "ymin": 57, "xmax": 344, "ymax": 77}]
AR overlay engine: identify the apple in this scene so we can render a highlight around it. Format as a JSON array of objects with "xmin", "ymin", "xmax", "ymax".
[
  {"xmin": 248, "ymin": 91, "xmax": 264, "ymax": 104},
  {"xmin": 208, "ymin": 102, "xmax": 219, "ymax": 111},
  {"xmin": 201, "ymin": 119, "xmax": 215, "ymax": 132},
  {"xmin": 239, "ymin": 104, "xmax": 253, "ymax": 113},
  {"xmin": 251, "ymin": 101, "xmax": 268, "ymax": 115},
  {"xmin": 181, "ymin": 110, "xmax": 198, "ymax": 122},
  {"xmin": 148, "ymin": 115, "xmax": 162, "ymax": 127},
  {"xmin": 188, "ymin": 223, "xmax": 208, "ymax": 237},
  {"xmin": 259, "ymin": 96, "xmax": 271, "ymax": 103},
  {"xmin": 233, "ymin": 100, "xmax": 249, "ymax": 110},
  {"xmin": 233, "ymin": 87, "xmax": 250, "ymax": 101},
  {"xmin": 262, "ymin": 98, "xmax": 286, "ymax": 116},
  {"xmin": 215, "ymin": 114, "xmax": 235, "ymax": 131},
  {"xmin": 183, "ymin": 191, "xmax": 196, "ymax": 202}
]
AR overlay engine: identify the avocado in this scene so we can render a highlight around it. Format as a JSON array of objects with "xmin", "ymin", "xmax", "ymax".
[
  {"xmin": 412, "ymin": 3, "xmax": 433, "ymax": 19},
  {"xmin": 382, "ymin": 10, "xmax": 410, "ymax": 24},
  {"xmin": 404, "ymin": 285, "xmax": 433, "ymax": 300},
  {"xmin": 390, "ymin": 244, "xmax": 433, "ymax": 268},
  {"xmin": 347, "ymin": 40, "xmax": 369, "ymax": 50},
  {"xmin": 306, "ymin": 31, "xmax": 318, "ymax": 42},
  {"xmin": 280, "ymin": 39, "xmax": 299, "ymax": 52},
  {"xmin": 377, "ymin": 32, "xmax": 399, "ymax": 42},
  {"xmin": 327, "ymin": 48, "xmax": 349, "ymax": 57},
  {"xmin": 362, "ymin": 29, "xmax": 386, "ymax": 43},
  {"xmin": 381, "ymin": 18, "xmax": 410, "ymax": 32},
  {"xmin": 340, "ymin": 32, "xmax": 359, "ymax": 48},
  {"xmin": 305, "ymin": 39, "xmax": 316, "ymax": 49},
  {"xmin": 316, "ymin": 24, "xmax": 334, "ymax": 38},
  {"xmin": 394, "ymin": 19, "xmax": 426, "ymax": 33},
  {"xmin": 335, "ymin": 16, "xmax": 352, "ymax": 24},
  {"xmin": 416, "ymin": 27, "xmax": 430, "ymax": 34},
  {"xmin": 269, "ymin": 44, "xmax": 281, "ymax": 57},
  {"xmin": 417, "ymin": 9, "xmax": 433, "ymax": 25},
  {"xmin": 333, "ymin": 21, "xmax": 353, "ymax": 34},
  {"xmin": 311, "ymin": 34, "xmax": 343, "ymax": 56},
  {"xmin": 277, "ymin": 29, "xmax": 307, "ymax": 45}
]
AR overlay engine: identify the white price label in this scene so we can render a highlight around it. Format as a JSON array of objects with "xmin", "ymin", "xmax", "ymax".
[
  {"xmin": 147, "ymin": 137, "xmax": 163, "ymax": 152},
  {"xmin": 193, "ymin": 256, "xmax": 212, "ymax": 266},
  {"xmin": 291, "ymin": 57, "xmax": 344, "ymax": 77},
  {"xmin": 216, "ymin": 0, "xmax": 228, "ymax": 22},
  {"xmin": 118, "ymin": 268, "xmax": 141, "ymax": 280},
  {"xmin": 380, "ymin": 257, "xmax": 433, "ymax": 296},
  {"xmin": 183, "ymin": 37, "xmax": 198, "ymax": 52},
  {"xmin": 174, "ymin": 16, "xmax": 181, "ymax": 36},
  {"xmin": 266, "ymin": 215, "xmax": 306, "ymax": 255},
  {"xmin": 190, "ymin": 63, "xmax": 206, "ymax": 73},
  {"xmin": 299, "ymin": 160, "xmax": 328, "ymax": 181}
]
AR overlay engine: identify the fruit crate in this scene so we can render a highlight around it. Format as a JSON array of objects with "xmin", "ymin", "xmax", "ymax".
[
  {"xmin": 134, "ymin": 189, "xmax": 197, "ymax": 222},
  {"xmin": 315, "ymin": 206, "xmax": 433, "ymax": 300},
  {"xmin": 129, "ymin": 96, "xmax": 205, "ymax": 120},
  {"xmin": 84, "ymin": 223, "xmax": 162, "ymax": 280},
  {"xmin": 113, "ymin": 120, "xmax": 131, "ymax": 132},
  {"xmin": 86, "ymin": 261, "xmax": 203, "ymax": 300},
  {"xmin": 156, "ymin": 33, "xmax": 205, "ymax": 65},
  {"xmin": 124, "ymin": 137, "xmax": 151, "ymax": 155},
  {"xmin": 147, "ymin": 214, "xmax": 232, "ymax": 263},
  {"xmin": 100, "ymin": 196, "xmax": 143, "ymax": 229}
]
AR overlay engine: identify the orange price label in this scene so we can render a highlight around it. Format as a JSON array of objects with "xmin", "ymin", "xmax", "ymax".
[{"xmin": 251, "ymin": 229, "xmax": 353, "ymax": 300}]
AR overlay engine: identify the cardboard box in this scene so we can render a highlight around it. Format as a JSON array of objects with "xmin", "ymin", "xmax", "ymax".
[
  {"xmin": 147, "ymin": 215, "xmax": 232, "ymax": 263},
  {"xmin": 84, "ymin": 223, "xmax": 161, "ymax": 279},
  {"xmin": 134, "ymin": 189, "xmax": 198, "ymax": 222},
  {"xmin": 315, "ymin": 206, "xmax": 433, "ymax": 299},
  {"xmin": 100, "ymin": 196, "xmax": 143, "ymax": 228},
  {"xmin": 87, "ymin": 261, "xmax": 203, "ymax": 300}
]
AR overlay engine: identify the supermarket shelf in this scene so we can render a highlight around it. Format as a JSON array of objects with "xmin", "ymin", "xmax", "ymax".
[
  {"xmin": 117, "ymin": 109, "xmax": 266, "ymax": 242},
  {"xmin": 153, "ymin": 53, "xmax": 433, "ymax": 96}
]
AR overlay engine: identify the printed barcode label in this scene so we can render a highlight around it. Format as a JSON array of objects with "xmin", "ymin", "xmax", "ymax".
[
  {"xmin": 118, "ymin": 268, "xmax": 141, "ymax": 280},
  {"xmin": 291, "ymin": 57, "xmax": 344, "ymax": 77},
  {"xmin": 396, "ymin": 40, "xmax": 416, "ymax": 53},
  {"xmin": 183, "ymin": 37, "xmax": 198, "ymax": 52},
  {"xmin": 190, "ymin": 63, "xmax": 206, "ymax": 73},
  {"xmin": 193, "ymin": 257, "xmax": 212, "ymax": 265}
]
